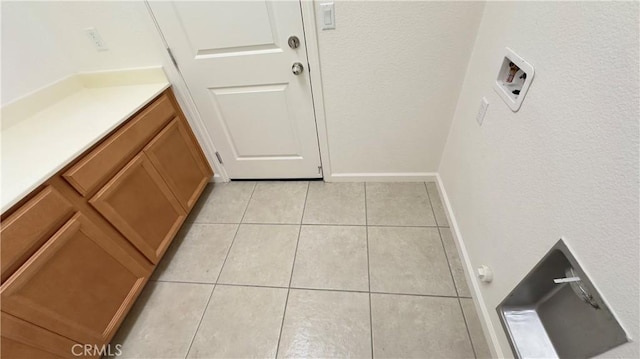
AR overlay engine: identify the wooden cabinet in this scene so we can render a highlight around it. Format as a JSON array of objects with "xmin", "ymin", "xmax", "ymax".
[
  {"xmin": 1, "ymin": 186, "xmax": 74, "ymax": 282},
  {"xmin": 1, "ymin": 313, "xmax": 90, "ymax": 359},
  {"xmin": 0, "ymin": 88, "xmax": 212, "ymax": 356},
  {"xmin": 145, "ymin": 118, "xmax": 212, "ymax": 212},
  {"xmin": 63, "ymin": 95, "xmax": 175, "ymax": 198},
  {"xmin": 90, "ymin": 153, "xmax": 186, "ymax": 263},
  {"xmin": 1, "ymin": 213, "xmax": 150, "ymax": 345}
]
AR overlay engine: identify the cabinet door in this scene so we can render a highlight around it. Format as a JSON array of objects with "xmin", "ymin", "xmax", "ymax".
[
  {"xmin": 1, "ymin": 186, "xmax": 74, "ymax": 283},
  {"xmin": 63, "ymin": 94, "xmax": 174, "ymax": 198},
  {"xmin": 1, "ymin": 312, "xmax": 92, "ymax": 359},
  {"xmin": 0, "ymin": 214, "xmax": 149, "ymax": 345},
  {"xmin": 145, "ymin": 118, "xmax": 212, "ymax": 212},
  {"xmin": 90, "ymin": 153, "xmax": 186, "ymax": 263}
]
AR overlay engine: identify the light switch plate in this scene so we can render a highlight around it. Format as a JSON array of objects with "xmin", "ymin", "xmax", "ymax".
[
  {"xmin": 319, "ymin": 2, "xmax": 335, "ymax": 30},
  {"xmin": 476, "ymin": 97, "xmax": 489, "ymax": 126}
]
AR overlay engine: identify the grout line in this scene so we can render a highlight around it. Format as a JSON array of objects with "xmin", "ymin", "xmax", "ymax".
[
  {"xmin": 437, "ymin": 227, "xmax": 461, "ymax": 297},
  {"xmin": 152, "ymin": 279, "xmax": 216, "ymax": 285},
  {"xmin": 183, "ymin": 283, "xmax": 215, "ymax": 359},
  {"xmin": 424, "ymin": 181, "xmax": 440, "ymax": 227},
  {"xmin": 370, "ymin": 291, "xmax": 461, "ymax": 299},
  {"xmin": 183, "ymin": 182, "xmax": 257, "ymax": 359},
  {"xmin": 289, "ymin": 286, "xmax": 369, "ymax": 294},
  {"xmin": 216, "ymin": 181, "xmax": 257, "ymax": 283},
  {"xmin": 154, "ymin": 280, "xmax": 468, "ymax": 300},
  {"xmin": 422, "ymin": 181, "xmax": 438, "ymax": 226},
  {"xmin": 187, "ymin": 221, "xmax": 450, "ymax": 228},
  {"xmin": 364, "ymin": 183, "xmax": 375, "ymax": 359},
  {"xmin": 458, "ymin": 297, "xmax": 480, "ymax": 359},
  {"xmin": 274, "ymin": 181, "xmax": 310, "ymax": 358},
  {"xmin": 427, "ymin": 181, "xmax": 476, "ymax": 356},
  {"xmin": 217, "ymin": 282, "xmax": 288, "ymax": 290},
  {"xmin": 426, "ymin": 182, "xmax": 461, "ymax": 298}
]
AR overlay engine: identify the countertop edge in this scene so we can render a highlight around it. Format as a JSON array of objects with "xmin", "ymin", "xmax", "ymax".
[{"xmin": 1, "ymin": 82, "xmax": 171, "ymax": 214}]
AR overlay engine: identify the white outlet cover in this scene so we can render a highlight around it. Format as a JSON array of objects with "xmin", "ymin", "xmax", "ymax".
[{"xmin": 84, "ymin": 27, "xmax": 108, "ymax": 51}]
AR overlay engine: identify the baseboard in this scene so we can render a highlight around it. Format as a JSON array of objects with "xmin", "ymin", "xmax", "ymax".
[
  {"xmin": 435, "ymin": 174, "xmax": 505, "ymax": 358},
  {"xmin": 210, "ymin": 174, "xmax": 226, "ymax": 183},
  {"xmin": 327, "ymin": 172, "xmax": 438, "ymax": 182}
]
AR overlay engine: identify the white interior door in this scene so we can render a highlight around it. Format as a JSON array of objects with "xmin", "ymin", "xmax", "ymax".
[{"xmin": 149, "ymin": 1, "xmax": 322, "ymax": 179}]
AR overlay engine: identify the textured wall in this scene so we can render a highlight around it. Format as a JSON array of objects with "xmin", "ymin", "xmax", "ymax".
[
  {"xmin": 1, "ymin": 1, "xmax": 164, "ymax": 105},
  {"xmin": 1, "ymin": 2, "xmax": 74, "ymax": 105},
  {"xmin": 315, "ymin": 1, "xmax": 484, "ymax": 177},
  {"xmin": 439, "ymin": 2, "xmax": 639, "ymax": 357},
  {"xmin": 0, "ymin": 1, "xmax": 223, "ymax": 177},
  {"xmin": 34, "ymin": 1, "xmax": 163, "ymax": 72}
]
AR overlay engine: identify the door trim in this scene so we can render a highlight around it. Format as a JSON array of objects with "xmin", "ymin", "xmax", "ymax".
[
  {"xmin": 300, "ymin": 0, "xmax": 332, "ymax": 181},
  {"xmin": 145, "ymin": 1, "xmax": 230, "ymax": 182},
  {"xmin": 145, "ymin": 0, "xmax": 332, "ymax": 182}
]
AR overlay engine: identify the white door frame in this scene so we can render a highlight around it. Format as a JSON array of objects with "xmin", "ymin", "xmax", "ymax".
[
  {"xmin": 144, "ymin": 0, "xmax": 229, "ymax": 182},
  {"xmin": 145, "ymin": 0, "xmax": 332, "ymax": 182},
  {"xmin": 300, "ymin": 0, "xmax": 332, "ymax": 181}
]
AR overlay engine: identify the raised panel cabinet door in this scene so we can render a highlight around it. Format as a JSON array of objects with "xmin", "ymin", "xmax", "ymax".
[
  {"xmin": 1, "ymin": 312, "xmax": 93, "ymax": 359},
  {"xmin": 89, "ymin": 153, "xmax": 186, "ymax": 263},
  {"xmin": 144, "ymin": 118, "xmax": 212, "ymax": 212},
  {"xmin": 1, "ymin": 186, "xmax": 74, "ymax": 283},
  {"xmin": 0, "ymin": 214, "xmax": 149, "ymax": 346},
  {"xmin": 62, "ymin": 94, "xmax": 175, "ymax": 198}
]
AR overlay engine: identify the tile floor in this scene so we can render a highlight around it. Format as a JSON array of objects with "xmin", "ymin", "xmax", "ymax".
[{"xmin": 111, "ymin": 181, "xmax": 492, "ymax": 359}]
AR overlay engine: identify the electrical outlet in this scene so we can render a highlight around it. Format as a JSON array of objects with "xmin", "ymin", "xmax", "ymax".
[
  {"xmin": 476, "ymin": 97, "xmax": 489, "ymax": 126},
  {"xmin": 84, "ymin": 27, "xmax": 108, "ymax": 51}
]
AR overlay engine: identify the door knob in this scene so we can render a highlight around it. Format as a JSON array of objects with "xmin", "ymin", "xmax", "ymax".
[
  {"xmin": 288, "ymin": 35, "xmax": 300, "ymax": 49},
  {"xmin": 292, "ymin": 62, "xmax": 304, "ymax": 75}
]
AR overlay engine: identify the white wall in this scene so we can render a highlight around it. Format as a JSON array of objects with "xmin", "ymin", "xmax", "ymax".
[
  {"xmin": 439, "ymin": 2, "xmax": 639, "ymax": 357},
  {"xmin": 0, "ymin": 2, "xmax": 74, "ymax": 105},
  {"xmin": 32, "ymin": 1, "xmax": 163, "ymax": 73},
  {"xmin": 1, "ymin": 1, "xmax": 163, "ymax": 104},
  {"xmin": 315, "ymin": 1, "xmax": 484, "ymax": 179},
  {"xmin": 1, "ymin": 1, "xmax": 222, "ymax": 177}
]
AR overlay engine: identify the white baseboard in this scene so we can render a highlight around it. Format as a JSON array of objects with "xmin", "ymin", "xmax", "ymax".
[
  {"xmin": 210, "ymin": 174, "xmax": 227, "ymax": 183},
  {"xmin": 327, "ymin": 172, "xmax": 438, "ymax": 182},
  {"xmin": 435, "ymin": 174, "xmax": 505, "ymax": 358}
]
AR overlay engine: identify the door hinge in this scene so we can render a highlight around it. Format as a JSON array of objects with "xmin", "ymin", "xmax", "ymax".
[
  {"xmin": 167, "ymin": 47, "xmax": 178, "ymax": 69},
  {"xmin": 215, "ymin": 152, "xmax": 224, "ymax": 164},
  {"xmin": 318, "ymin": 165, "xmax": 322, "ymax": 175}
]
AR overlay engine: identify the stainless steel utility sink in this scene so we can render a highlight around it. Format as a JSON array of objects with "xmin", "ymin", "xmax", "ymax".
[{"xmin": 497, "ymin": 239, "xmax": 628, "ymax": 358}]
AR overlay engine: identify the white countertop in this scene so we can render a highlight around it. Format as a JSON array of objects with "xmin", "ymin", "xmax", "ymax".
[{"xmin": 1, "ymin": 68, "xmax": 170, "ymax": 213}]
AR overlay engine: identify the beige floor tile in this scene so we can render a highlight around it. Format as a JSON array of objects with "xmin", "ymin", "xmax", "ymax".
[
  {"xmin": 302, "ymin": 182, "xmax": 366, "ymax": 225},
  {"xmin": 277, "ymin": 289, "xmax": 371, "ymax": 358},
  {"xmin": 461, "ymin": 298, "xmax": 493, "ymax": 359},
  {"xmin": 426, "ymin": 181, "xmax": 449, "ymax": 227},
  {"xmin": 242, "ymin": 181, "xmax": 308, "ymax": 224},
  {"xmin": 440, "ymin": 227, "xmax": 472, "ymax": 297},
  {"xmin": 291, "ymin": 226, "xmax": 368, "ymax": 291},
  {"xmin": 188, "ymin": 285, "xmax": 288, "ymax": 359},
  {"xmin": 152, "ymin": 223, "xmax": 237, "ymax": 283},
  {"xmin": 187, "ymin": 182, "xmax": 255, "ymax": 223},
  {"xmin": 371, "ymin": 294, "xmax": 474, "ymax": 359},
  {"xmin": 366, "ymin": 182, "xmax": 436, "ymax": 226},
  {"xmin": 368, "ymin": 226, "xmax": 456, "ymax": 296},
  {"xmin": 111, "ymin": 281, "xmax": 213, "ymax": 359},
  {"xmin": 218, "ymin": 224, "xmax": 299, "ymax": 287}
]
